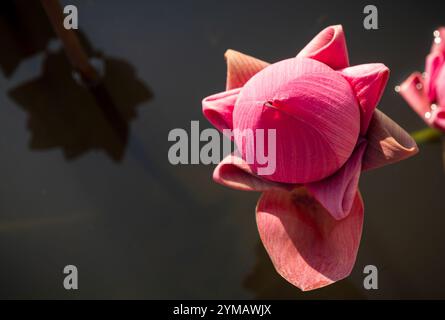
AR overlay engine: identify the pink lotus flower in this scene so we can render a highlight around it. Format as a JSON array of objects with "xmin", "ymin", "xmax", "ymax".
[
  {"xmin": 202, "ymin": 25, "xmax": 418, "ymax": 291},
  {"xmin": 399, "ymin": 27, "xmax": 445, "ymax": 130}
]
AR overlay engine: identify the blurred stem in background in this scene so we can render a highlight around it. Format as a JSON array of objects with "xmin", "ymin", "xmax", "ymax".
[
  {"xmin": 411, "ymin": 127, "xmax": 445, "ymax": 170},
  {"xmin": 40, "ymin": 0, "xmax": 99, "ymax": 84},
  {"xmin": 411, "ymin": 127, "xmax": 442, "ymax": 144}
]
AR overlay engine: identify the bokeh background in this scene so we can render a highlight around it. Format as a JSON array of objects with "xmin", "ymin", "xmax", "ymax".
[{"xmin": 0, "ymin": 0, "xmax": 445, "ymax": 299}]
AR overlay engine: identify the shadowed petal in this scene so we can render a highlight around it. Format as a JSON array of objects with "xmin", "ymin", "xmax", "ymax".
[
  {"xmin": 213, "ymin": 154, "xmax": 296, "ymax": 192},
  {"xmin": 225, "ymin": 50, "xmax": 270, "ymax": 90},
  {"xmin": 202, "ymin": 88, "xmax": 240, "ymax": 133},
  {"xmin": 362, "ymin": 110, "xmax": 418, "ymax": 171},
  {"xmin": 399, "ymin": 72, "xmax": 432, "ymax": 121},
  {"xmin": 340, "ymin": 64, "xmax": 389, "ymax": 135},
  {"xmin": 256, "ymin": 188, "xmax": 364, "ymax": 291},
  {"xmin": 306, "ymin": 140, "xmax": 367, "ymax": 220},
  {"xmin": 296, "ymin": 25, "xmax": 349, "ymax": 70}
]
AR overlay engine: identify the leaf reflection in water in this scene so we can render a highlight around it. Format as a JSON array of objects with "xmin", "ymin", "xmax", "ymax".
[{"xmin": 8, "ymin": 40, "xmax": 152, "ymax": 161}]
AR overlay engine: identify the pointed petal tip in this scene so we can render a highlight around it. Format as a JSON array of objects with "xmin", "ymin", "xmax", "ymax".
[
  {"xmin": 299, "ymin": 278, "xmax": 338, "ymax": 291},
  {"xmin": 224, "ymin": 49, "xmax": 238, "ymax": 59},
  {"xmin": 224, "ymin": 49, "xmax": 269, "ymax": 90},
  {"xmin": 400, "ymin": 72, "xmax": 423, "ymax": 90},
  {"xmin": 398, "ymin": 73, "xmax": 434, "ymax": 122},
  {"xmin": 363, "ymin": 110, "xmax": 419, "ymax": 171},
  {"xmin": 340, "ymin": 63, "xmax": 390, "ymax": 134},
  {"xmin": 431, "ymin": 27, "xmax": 445, "ymax": 54},
  {"xmin": 297, "ymin": 24, "xmax": 349, "ymax": 70}
]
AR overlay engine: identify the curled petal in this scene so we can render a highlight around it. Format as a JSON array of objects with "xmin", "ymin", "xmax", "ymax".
[
  {"xmin": 399, "ymin": 73, "xmax": 432, "ymax": 121},
  {"xmin": 213, "ymin": 154, "xmax": 296, "ymax": 192},
  {"xmin": 256, "ymin": 188, "xmax": 364, "ymax": 291},
  {"xmin": 296, "ymin": 25, "xmax": 349, "ymax": 70},
  {"xmin": 306, "ymin": 140, "xmax": 367, "ymax": 220},
  {"xmin": 225, "ymin": 49, "xmax": 270, "ymax": 90},
  {"xmin": 362, "ymin": 110, "xmax": 418, "ymax": 171},
  {"xmin": 424, "ymin": 52, "xmax": 444, "ymax": 102},
  {"xmin": 340, "ymin": 64, "xmax": 389, "ymax": 134},
  {"xmin": 202, "ymin": 88, "xmax": 240, "ymax": 133}
]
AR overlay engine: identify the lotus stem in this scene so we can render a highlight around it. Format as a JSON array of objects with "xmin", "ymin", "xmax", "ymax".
[
  {"xmin": 40, "ymin": 0, "xmax": 99, "ymax": 84},
  {"xmin": 411, "ymin": 127, "xmax": 442, "ymax": 144}
]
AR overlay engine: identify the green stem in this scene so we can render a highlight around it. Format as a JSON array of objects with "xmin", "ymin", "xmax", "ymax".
[{"xmin": 411, "ymin": 127, "xmax": 442, "ymax": 144}]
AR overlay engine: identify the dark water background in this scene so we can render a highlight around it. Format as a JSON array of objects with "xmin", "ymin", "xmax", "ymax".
[{"xmin": 0, "ymin": 0, "xmax": 445, "ymax": 299}]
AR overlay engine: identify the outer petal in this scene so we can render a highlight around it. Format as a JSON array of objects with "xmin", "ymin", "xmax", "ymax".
[
  {"xmin": 424, "ymin": 52, "xmax": 444, "ymax": 102},
  {"xmin": 256, "ymin": 188, "xmax": 364, "ymax": 291},
  {"xmin": 306, "ymin": 140, "xmax": 367, "ymax": 220},
  {"xmin": 434, "ymin": 65, "xmax": 445, "ymax": 109},
  {"xmin": 213, "ymin": 154, "xmax": 296, "ymax": 192},
  {"xmin": 362, "ymin": 110, "xmax": 418, "ymax": 171},
  {"xmin": 202, "ymin": 88, "xmax": 240, "ymax": 133},
  {"xmin": 296, "ymin": 25, "xmax": 349, "ymax": 70},
  {"xmin": 399, "ymin": 72, "xmax": 432, "ymax": 122},
  {"xmin": 432, "ymin": 67, "xmax": 445, "ymax": 131},
  {"xmin": 225, "ymin": 50, "xmax": 270, "ymax": 90},
  {"xmin": 340, "ymin": 64, "xmax": 390, "ymax": 135}
]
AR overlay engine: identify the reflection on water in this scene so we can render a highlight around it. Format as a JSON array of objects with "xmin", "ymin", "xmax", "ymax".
[
  {"xmin": 0, "ymin": 0, "xmax": 54, "ymax": 77},
  {"xmin": 8, "ymin": 38, "xmax": 152, "ymax": 161}
]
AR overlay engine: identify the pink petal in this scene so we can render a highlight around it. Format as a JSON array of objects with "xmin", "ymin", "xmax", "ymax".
[
  {"xmin": 362, "ymin": 110, "xmax": 418, "ymax": 171},
  {"xmin": 296, "ymin": 25, "xmax": 349, "ymax": 70},
  {"xmin": 340, "ymin": 64, "xmax": 390, "ymax": 135},
  {"xmin": 234, "ymin": 57, "xmax": 360, "ymax": 184},
  {"xmin": 399, "ymin": 72, "xmax": 432, "ymax": 121},
  {"xmin": 424, "ymin": 52, "xmax": 444, "ymax": 102},
  {"xmin": 433, "ymin": 67, "xmax": 445, "ymax": 131},
  {"xmin": 256, "ymin": 188, "xmax": 364, "ymax": 291},
  {"xmin": 202, "ymin": 88, "xmax": 240, "ymax": 133},
  {"xmin": 213, "ymin": 154, "xmax": 296, "ymax": 192},
  {"xmin": 306, "ymin": 140, "xmax": 367, "ymax": 220},
  {"xmin": 430, "ymin": 27, "xmax": 445, "ymax": 54},
  {"xmin": 434, "ymin": 64, "xmax": 445, "ymax": 109},
  {"xmin": 225, "ymin": 49, "xmax": 270, "ymax": 90}
]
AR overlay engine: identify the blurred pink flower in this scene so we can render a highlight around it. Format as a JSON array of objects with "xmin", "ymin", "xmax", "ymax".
[
  {"xmin": 399, "ymin": 27, "xmax": 445, "ymax": 131},
  {"xmin": 202, "ymin": 25, "xmax": 418, "ymax": 291}
]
